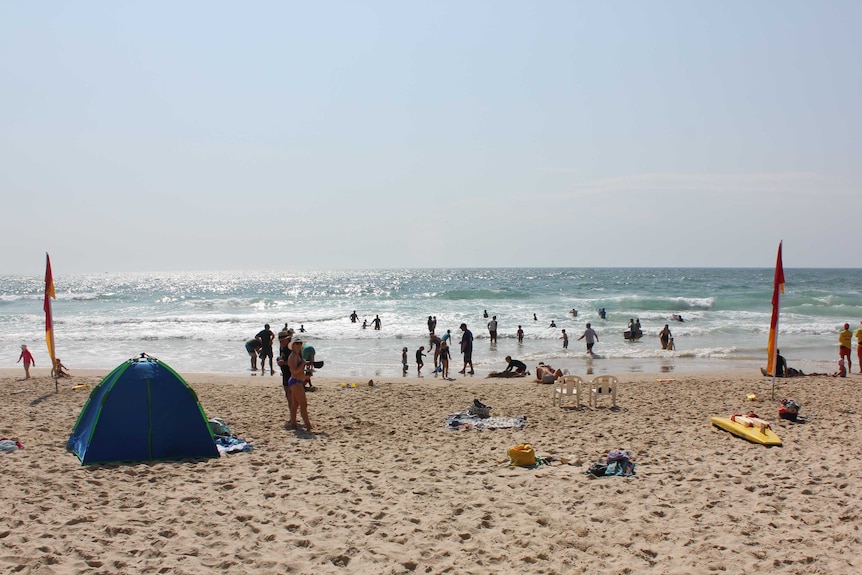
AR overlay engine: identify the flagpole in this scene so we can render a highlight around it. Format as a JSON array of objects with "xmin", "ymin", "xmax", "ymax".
[
  {"xmin": 767, "ymin": 241, "xmax": 785, "ymax": 400},
  {"xmin": 44, "ymin": 253, "xmax": 58, "ymax": 393},
  {"xmin": 771, "ymin": 293, "xmax": 779, "ymax": 400}
]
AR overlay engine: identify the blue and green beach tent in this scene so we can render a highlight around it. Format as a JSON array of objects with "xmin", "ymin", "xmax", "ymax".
[{"xmin": 67, "ymin": 354, "xmax": 218, "ymax": 465}]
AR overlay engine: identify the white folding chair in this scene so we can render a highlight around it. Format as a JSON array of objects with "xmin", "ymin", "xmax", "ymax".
[
  {"xmin": 553, "ymin": 375, "xmax": 584, "ymax": 408},
  {"xmin": 589, "ymin": 375, "xmax": 618, "ymax": 408}
]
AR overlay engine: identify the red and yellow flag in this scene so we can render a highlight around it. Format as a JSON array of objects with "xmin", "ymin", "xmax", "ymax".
[
  {"xmin": 44, "ymin": 253, "xmax": 56, "ymax": 373},
  {"xmin": 766, "ymin": 242, "xmax": 785, "ymax": 375}
]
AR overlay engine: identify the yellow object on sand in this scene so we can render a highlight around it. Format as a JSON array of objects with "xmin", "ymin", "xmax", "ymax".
[
  {"xmin": 656, "ymin": 378, "xmax": 676, "ymax": 383},
  {"xmin": 710, "ymin": 416, "xmax": 782, "ymax": 446},
  {"xmin": 747, "ymin": 394, "xmax": 757, "ymax": 401},
  {"xmin": 71, "ymin": 384, "xmax": 90, "ymax": 391}
]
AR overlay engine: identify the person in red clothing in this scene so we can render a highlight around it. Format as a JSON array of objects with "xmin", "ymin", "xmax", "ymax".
[{"xmin": 17, "ymin": 344, "xmax": 35, "ymax": 379}]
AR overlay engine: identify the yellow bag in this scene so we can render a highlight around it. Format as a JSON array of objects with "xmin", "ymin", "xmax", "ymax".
[{"xmin": 508, "ymin": 444, "xmax": 537, "ymax": 467}]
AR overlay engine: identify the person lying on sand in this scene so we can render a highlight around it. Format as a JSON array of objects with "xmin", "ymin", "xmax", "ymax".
[{"xmin": 535, "ymin": 362, "xmax": 563, "ymax": 384}]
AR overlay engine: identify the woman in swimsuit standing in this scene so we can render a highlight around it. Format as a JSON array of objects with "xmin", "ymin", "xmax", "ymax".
[{"xmin": 280, "ymin": 337, "xmax": 313, "ymax": 431}]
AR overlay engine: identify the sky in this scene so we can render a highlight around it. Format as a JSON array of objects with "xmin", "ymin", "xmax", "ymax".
[{"xmin": 1, "ymin": 1, "xmax": 860, "ymax": 273}]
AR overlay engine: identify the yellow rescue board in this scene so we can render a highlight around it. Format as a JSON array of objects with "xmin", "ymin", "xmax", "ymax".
[{"xmin": 710, "ymin": 416, "xmax": 782, "ymax": 446}]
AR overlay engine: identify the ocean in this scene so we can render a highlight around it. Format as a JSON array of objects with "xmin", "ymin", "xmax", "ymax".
[{"xmin": 1, "ymin": 268, "xmax": 860, "ymax": 379}]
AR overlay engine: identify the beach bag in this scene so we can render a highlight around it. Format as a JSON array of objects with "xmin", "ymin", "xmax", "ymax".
[
  {"xmin": 208, "ymin": 418, "xmax": 231, "ymax": 437},
  {"xmin": 468, "ymin": 399, "xmax": 492, "ymax": 419},
  {"xmin": 606, "ymin": 449, "xmax": 630, "ymax": 464},
  {"xmin": 779, "ymin": 399, "xmax": 801, "ymax": 422},
  {"xmin": 508, "ymin": 444, "xmax": 537, "ymax": 467}
]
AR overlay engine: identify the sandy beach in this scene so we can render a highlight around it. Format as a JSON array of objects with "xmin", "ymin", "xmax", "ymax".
[{"xmin": 2, "ymin": 366, "xmax": 860, "ymax": 575}]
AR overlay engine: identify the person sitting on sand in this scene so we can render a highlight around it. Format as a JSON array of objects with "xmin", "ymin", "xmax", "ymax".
[
  {"xmin": 760, "ymin": 350, "xmax": 807, "ymax": 377},
  {"xmin": 831, "ymin": 359, "xmax": 847, "ymax": 378},
  {"xmin": 535, "ymin": 362, "xmax": 563, "ymax": 384},
  {"xmin": 503, "ymin": 356, "xmax": 527, "ymax": 374},
  {"xmin": 53, "ymin": 358, "xmax": 71, "ymax": 378}
]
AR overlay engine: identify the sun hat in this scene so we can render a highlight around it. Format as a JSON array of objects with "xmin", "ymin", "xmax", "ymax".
[
  {"xmin": 277, "ymin": 331, "xmax": 290, "ymax": 339},
  {"xmin": 291, "ymin": 337, "xmax": 304, "ymax": 346}
]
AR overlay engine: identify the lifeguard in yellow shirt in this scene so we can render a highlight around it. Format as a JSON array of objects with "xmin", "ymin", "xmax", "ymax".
[{"xmin": 839, "ymin": 323, "xmax": 853, "ymax": 373}]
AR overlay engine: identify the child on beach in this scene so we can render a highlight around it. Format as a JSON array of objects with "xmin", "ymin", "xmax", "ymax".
[
  {"xmin": 17, "ymin": 345, "xmax": 35, "ymax": 379},
  {"xmin": 440, "ymin": 341, "xmax": 450, "ymax": 379},
  {"xmin": 53, "ymin": 358, "xmax": 71, "ymax": 378},
  {"xmin": 561, "ymin": 329, "xmax": 568, "ymax": 349},
  {"xmin": 416, "ymin": 346, "xmax": 426, "ymax": 376},
  {"xmin": 402, "ymin": 347, "xmax": 409, "ymax": 374},
  {"xmin": 831, "ymin": 359, "xmax": 847, "ymax": 378}
]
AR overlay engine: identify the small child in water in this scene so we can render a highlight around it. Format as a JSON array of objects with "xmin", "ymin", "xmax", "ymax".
[
  {"xmin": 402, "ymin": 347, "xmax": 409, "ymax": 374},
  {"xmin": 416, "ymin": 346, "xmax": 426, "ymax": 376}
]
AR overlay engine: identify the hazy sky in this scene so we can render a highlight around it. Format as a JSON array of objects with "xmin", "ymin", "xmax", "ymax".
[{"xmin": 2, "ymin": 1, "xmax": 860, "ymax": 273}]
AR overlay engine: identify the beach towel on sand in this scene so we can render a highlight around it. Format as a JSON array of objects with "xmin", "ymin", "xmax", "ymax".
[
  {"xmin": 446, "ymin": 413, "xmax": 527, "ymax": 431},
  {"xmin": 215, "ymin": 436, "xmax": 253, "ymax": 455},
  {"xmin": 586, "ymin": 450, "xmax": 636, "ymax": 477},
  {"xmin": 0, "ymin": 438, "xmax": 25, "ymax": 452}
]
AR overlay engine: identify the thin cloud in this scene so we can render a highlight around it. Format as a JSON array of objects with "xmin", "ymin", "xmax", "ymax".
[{"xmin": 535, "ymin": 171, "xmax": 849, "ymax": 201}]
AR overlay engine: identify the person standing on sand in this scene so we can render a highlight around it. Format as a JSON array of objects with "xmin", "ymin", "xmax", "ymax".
[
  {"xmin": 856, "ymin": 321, "xmax": 862, "ymax": 374},
  {"xmin": 839, "ymin": 323, "xmax": 853, "ymax": 373},
  {"xmin": 459, "ymin": 323, "xmax": 474, "ymax": 375},
  {"xmin": 256, "ymin": 323, "xmax": 276, "ymax": 375},
  {"xmin": 429, "ymin": 332, "xmax": 442, "ymax": 368},
  {"xmin": 440, "ymin": 341, "xmax": 451, "ymax": 379},
  {"xmin": 578, "ymin": 322, "xmax": 599, "ymax": 354},
  {"xmin": 487, "ymin": 315, "xmax": 498, "ymax": 343},
  {"xmin": 277, "ymin": 332, "xmax": 294, "ymax": 409},
  {"xmin": 282, "ymin": 337, "xmax": 313, "ymax": 431},
  {"xmin": 17, "ymin": 345, "xmax": 35, "ymax": 379}
]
